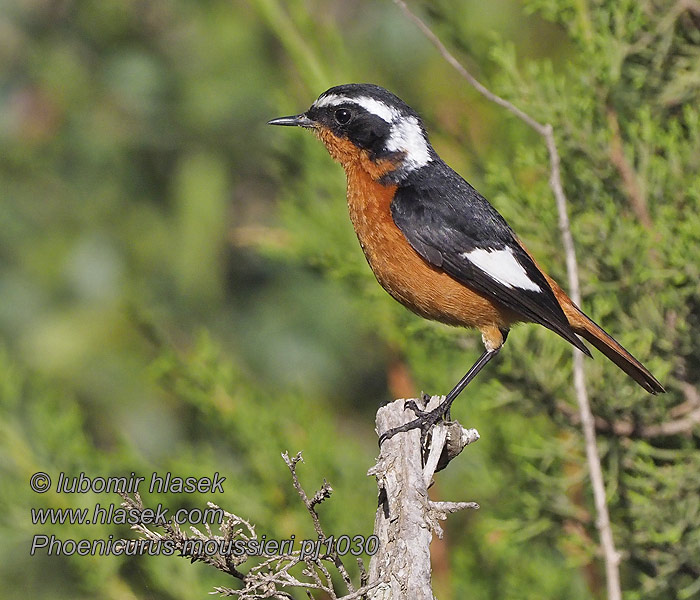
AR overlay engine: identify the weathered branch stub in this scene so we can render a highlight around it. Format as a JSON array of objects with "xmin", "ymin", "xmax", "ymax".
[{"xmin": 367, "ymin": 396, "xmax": 480, "ymax": 599}]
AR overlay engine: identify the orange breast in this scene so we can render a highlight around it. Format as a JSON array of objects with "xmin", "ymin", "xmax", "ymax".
[
  {"xmin": 313, "ymin": 125, "xmax": 516, "ymax": 337},
  {"xmin": 343, "ymin": 161, "xmax": 515, "ymax": 331}
]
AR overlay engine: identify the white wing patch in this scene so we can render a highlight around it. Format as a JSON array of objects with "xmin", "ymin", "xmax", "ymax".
[
  {"xmin": 462, "ymin": 247, "xmax": 541, "ymax": 292},
  {"xmin": 312, "ymin": 94, "xmax": 431, "ymax": 171}
]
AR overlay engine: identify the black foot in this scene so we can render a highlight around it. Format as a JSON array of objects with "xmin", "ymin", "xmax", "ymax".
[
  {"xmin": 414, "ymin": 393, "xmax": 451, "ymax": 421},
  {"xmin": 378, "ymin": 397, "xmax": 451, "ymax": 450}
]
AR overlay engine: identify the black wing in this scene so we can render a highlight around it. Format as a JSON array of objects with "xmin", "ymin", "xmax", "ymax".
[{"xmin": 391, "ymin": 162, "xmax": 590, "ymax": 355}]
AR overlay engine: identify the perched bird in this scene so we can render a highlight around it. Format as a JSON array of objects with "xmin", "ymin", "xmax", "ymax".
[{"xmin": 269, "ymin": 83, "xmax": 664, "ymax": 442}]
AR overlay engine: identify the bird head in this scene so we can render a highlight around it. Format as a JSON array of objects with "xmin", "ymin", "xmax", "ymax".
[{"xmin": 269, "ymin": 83, "xmax": 433, "ymax": 182}]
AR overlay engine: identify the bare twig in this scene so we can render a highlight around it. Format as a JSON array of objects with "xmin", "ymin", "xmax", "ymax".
[
  {"xmin": 391, "ymin": 0, "xmax": 546, "ymax": 135},
  {"xmin": 282, "ymin": 451, "xmax": 356, "ymax": 593},
  {"xmin": 283, "ymin": 451, "xmax": 328, "ymax": 538},
  {"xmin": 391, "ymin": 2, "xmax": 622, "ymax": 598}
]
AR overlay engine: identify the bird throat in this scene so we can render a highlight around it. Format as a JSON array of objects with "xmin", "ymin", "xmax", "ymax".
[{"xmin": 314, "ymin": 127, "xmax": 399, "ymax": 181}]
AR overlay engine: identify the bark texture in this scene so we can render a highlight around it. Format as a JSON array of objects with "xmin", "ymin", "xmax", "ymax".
[{"xmin": 367, "ymin": 396, "xmax": 479, "ymax": 599}]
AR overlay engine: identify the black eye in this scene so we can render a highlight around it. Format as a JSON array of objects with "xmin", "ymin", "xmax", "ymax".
[{"xmin": 334, "ymin": 108, "xmax": 352, "ymax": 125}]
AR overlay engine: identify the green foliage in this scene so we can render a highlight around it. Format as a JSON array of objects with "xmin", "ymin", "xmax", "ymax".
[
  {"xmin": 0, "ymin": 332, "xmax": 377, "ymax": 599},
  {"xmin": 2, "ymin": 0, "xmax": 698, "ymax": 599}
]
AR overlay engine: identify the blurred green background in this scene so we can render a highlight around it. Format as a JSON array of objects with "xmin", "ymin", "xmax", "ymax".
[{"xmin": 2, "ymin": 0, "xmax": 699, "ymax": 599}]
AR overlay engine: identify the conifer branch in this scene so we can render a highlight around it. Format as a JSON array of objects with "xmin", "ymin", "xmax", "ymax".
[
  {"xmin": 391, "ymin": 2, "xmax": 623, "ymax": 599},
  {"xmin": 606, "ymin": 106, "xmax": 653, "ymax": 230}
]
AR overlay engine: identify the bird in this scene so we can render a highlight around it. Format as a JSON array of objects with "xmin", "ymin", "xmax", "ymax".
[{"xmin": 269, "ymin": 83, "xmax": 665, "ymax": 443}]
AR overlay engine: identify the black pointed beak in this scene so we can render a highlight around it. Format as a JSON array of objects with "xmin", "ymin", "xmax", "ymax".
[{"xmin": 267, "ymin": 113, "xmax": 315, "ymax": 128}]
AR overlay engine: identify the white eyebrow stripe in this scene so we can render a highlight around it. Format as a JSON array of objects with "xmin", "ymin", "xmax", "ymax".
[
  {"xmin": 461, "ymin": 247, "xmax": 541, "ymax": 292},
  {"xmin": 313, "ymin": 94, "xmax": 400, "ymax": 123}
]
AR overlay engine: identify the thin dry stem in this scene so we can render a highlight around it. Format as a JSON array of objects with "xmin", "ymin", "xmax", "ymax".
[{"xmin": 282, "ymin": 451, "xmax": 356, "ymax": 594}]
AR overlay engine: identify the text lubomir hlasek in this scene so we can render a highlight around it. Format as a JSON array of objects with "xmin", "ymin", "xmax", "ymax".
[{"xmin": 54, "ymin": 472, "xmax": 225, "ymax": 494}]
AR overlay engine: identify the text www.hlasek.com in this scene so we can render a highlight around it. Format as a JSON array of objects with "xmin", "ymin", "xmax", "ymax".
[{"xmin": 31, "ymin": 502, "xmax": 223, "ymax": 526}]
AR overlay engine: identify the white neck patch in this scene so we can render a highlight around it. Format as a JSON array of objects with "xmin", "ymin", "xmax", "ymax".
[
  {"xmin": 312, "ymin": 94, "xmax": 431, "ymax": 171},
  {"xmin": 385, "ymin": 116, "xmax": 431, "ymax": 171}
]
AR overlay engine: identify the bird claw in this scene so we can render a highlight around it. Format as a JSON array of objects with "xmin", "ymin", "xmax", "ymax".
[
  {"xmin": 403, "ymin": 392, "xmax": 437, "ymax": 417},
  {"xmin": 403, "ymin": 399, "xmax": 426, "ymax": 417},
  {"xmin": 378, "ymin": 399, "xmax": 451, "ymax": 451}
]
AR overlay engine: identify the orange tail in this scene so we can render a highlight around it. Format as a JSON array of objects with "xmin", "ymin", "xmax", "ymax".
[
  {"xmin": 514, "ymin": 241, "xmax": 664, "ymax": 394},
  {"xmin": 570, "ymin": 309, "xmax": 665, "ymax": 394},
  {"xmin": 540, "ymin": 271, "xmax": 665, "ymax": 394}
]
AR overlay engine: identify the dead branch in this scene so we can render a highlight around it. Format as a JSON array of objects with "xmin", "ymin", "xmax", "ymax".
[
  {"xmin": 118, "ymin": 454, "xmax": 379, "ymax": 599},
  {"xmin": 367, "ymin": 396, "xmax": 479, "ymax": 599},
  {"xmin": 282, "ymin": 451, "xmax": 356, "ymax": 593}
]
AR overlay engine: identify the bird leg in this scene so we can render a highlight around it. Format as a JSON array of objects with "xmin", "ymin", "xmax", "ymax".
[{"xmin": 378, "ymin": 348, "xmax": 500, "ymax": 450}]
